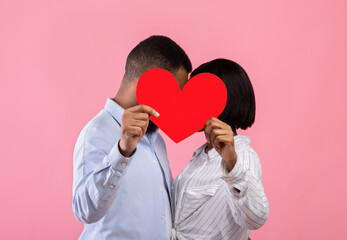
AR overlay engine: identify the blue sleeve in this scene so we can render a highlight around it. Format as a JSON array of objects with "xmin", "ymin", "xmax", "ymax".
[{"xmin": 72, "ymin": 127, "xmax": 135, "ymax": 224}]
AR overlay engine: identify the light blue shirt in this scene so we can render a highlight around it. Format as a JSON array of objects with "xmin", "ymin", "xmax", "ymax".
[{"xmin": 73, "ymin": 98, "xmax": 173, "ymax": 240}]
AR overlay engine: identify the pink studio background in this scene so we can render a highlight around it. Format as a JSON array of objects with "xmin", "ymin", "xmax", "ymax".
[{"xmin": 1, "ymin": 0, "xmax": 346, "ymax": 239}]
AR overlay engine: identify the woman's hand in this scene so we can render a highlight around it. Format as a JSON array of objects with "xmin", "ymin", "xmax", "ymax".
[{"xmin": 204, "ymin": 117, "xmax": 237, "ymax": 171}]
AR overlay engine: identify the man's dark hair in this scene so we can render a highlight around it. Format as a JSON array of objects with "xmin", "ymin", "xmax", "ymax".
[
  {"xmin": 124, "ymin": 35, "xmax": 192, "ymax": 80},
  {"xmin": 191, "ymin": 58, "xmax": 256, "ymax": 131}
]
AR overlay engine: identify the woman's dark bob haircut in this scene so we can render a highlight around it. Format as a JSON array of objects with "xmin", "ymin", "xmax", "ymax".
[{"xmin": 191, "ymin": 58, "xmax": 256, "ymax": 131}]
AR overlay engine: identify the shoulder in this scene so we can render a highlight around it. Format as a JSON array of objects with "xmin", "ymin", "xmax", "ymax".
[
  {"xmin": 234, "ymin": 135, "xmax": 260, "ymax": 160},
  {"xmin": 234, "ymin": 135, "xmax": 263, "ymax": 176},
  {"xmin": 75, "ymin": 109, "xmax": 121, "ymax": 147},
  {"xmin": 86, "ymin": 109, "xmax": 120, "ymax": 133}
]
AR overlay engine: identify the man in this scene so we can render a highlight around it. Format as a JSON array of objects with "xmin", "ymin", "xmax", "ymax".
[{"xmin": 72, "ymin": 35, "xmax": 192, "ymax": 239}]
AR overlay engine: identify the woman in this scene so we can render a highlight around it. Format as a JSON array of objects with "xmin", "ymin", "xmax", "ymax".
[{"xmin": 171, "ymin": 59, "xmax": 269, "ymax": 240}]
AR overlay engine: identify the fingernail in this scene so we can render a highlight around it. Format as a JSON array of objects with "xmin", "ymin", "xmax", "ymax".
[{"xmin": 155, "ymin": 112, "xmax": 160, "ymax": 117}]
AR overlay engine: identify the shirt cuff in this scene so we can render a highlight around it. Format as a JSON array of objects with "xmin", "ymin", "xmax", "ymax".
[
  {"xmin": 106, "ymin": 140, "xmax": 136, "ymax": 174},
  {"xmin": 221, "ymin": 156, "xmax": 248, "ymax": 197}
]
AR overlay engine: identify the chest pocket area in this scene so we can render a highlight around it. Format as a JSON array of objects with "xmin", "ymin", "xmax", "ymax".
[{"xmin": 179, "ymin": 184, "xmax": 219, "ymax": 222}]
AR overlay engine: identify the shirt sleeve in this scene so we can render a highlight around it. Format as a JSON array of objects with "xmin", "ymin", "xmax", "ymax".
[
  {"xmin": 72, "ymin": 126, "xmax": 135, "ymax": 224},
  {"xmin": 221, "ymin": 147, "xmax": 269, "ymax": 230}
]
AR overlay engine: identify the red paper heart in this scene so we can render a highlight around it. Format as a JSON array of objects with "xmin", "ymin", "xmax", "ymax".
[{"xmin": 136, "ymin": 68, "xmax": 227, "ymax": 143}]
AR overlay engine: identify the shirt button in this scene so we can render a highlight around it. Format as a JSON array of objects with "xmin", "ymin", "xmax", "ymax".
[
  {"xmin": 159, "ymin": 187, "xmax": 163, "ymax": 191},
  {"xmin": 109, "ymin": 184, "xmax": 115, "ymax": 189},
  {"xmin": 152, "ymin": 160, "xmax": 157, "ymax": 163},
  {"xmin": 161, "ymin": 215, "xmax": 165, "ymax": 220},
  {"xmin": 121, "ymin": 162, "xmax": 127, "ymax": 167}
]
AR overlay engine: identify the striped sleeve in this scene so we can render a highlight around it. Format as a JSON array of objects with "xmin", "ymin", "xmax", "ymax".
[{"xmin": 221, "ymin": 148, "xmax": 269, "ymax": 230}]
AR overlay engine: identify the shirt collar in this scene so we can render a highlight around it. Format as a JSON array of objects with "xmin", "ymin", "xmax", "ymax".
[
  {"xmin": 192, "ymin": 143, "xmax": 208, "ymax": 158},
  {"xmin": 143, "ymin": 129, "xmax": 159, "ymax": 146},
  {"xmin": 104, "ymin": 98, "xmax": 124, "ymax": 126},
  {"xmin": 234, "ymin": 135, "xmax": 251, "ymax": 147},
  {"xmin": 192, "ymin": 143, "xmax": 219, "ymax": 162}
]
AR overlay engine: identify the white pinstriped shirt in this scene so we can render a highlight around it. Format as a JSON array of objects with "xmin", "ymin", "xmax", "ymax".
[{"xmin": 171, "ymin": 135, "xmax": 269, "ymax": 240}]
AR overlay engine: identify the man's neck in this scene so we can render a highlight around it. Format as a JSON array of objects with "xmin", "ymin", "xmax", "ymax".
[{"xmin": 113, "ymin": 87, "xmax": 137, "ymax": 110}]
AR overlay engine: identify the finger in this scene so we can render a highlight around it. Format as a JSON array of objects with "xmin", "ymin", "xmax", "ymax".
[
  {"xmin": 214, "ymin": 135, "xmax": 233, "ymax": 149},
  {"xmin": 214, "ymin": 135, "xmax": 233, "ymax": 147},
  {"xmin": 203, "ymin": 117, "xmax": 214, "ymax": 133},
  {"xmin": 205, "ymin": 124, "xmax": 229, "ymax": 143},
  {"xmin": 206, "ymin": 119, "xmax": 230, "ymax": 131},
  {"xmin": 129, "ymin": 105, "xmax": 160, "ymax": 117},
  {"xmin": 125, "ymin": 127, "xmax": 143, "ymax": 138},
  {"xmin": 210, "ymin": 129, "xmax": 219, "ymax": 147},
  {"xmin": 136, "ymin": 120, "xmax": 149, "ymax": 136},
  {"xmin": 204, "ymin": 117, "xmax": 214, "ymax": 128},
  {"xmin": 130, "ymin": 121, "xmax": 149, "ymax": 137},
  {"xmin": 211, "ymin": 129, "xmax": 234, "ymax": 147},
  {"xmin": 132, "ymin": 113, "xmax": 150, "ymax": 120},
  {"xmin": 204, "ymin": 129, "xmax": 210, "ymax": 143},
  {"xmin": 211, "ymin": 128, "xmax": 230, "ymax": 136},
  {"xmin": 205, "ymin": 121, "xmax": 223, "ymax": 131},
  {"xmin": 217, "ymin": 132, "xmax": 234, "ymax": 145},
  {"xmin": 204, "ymin": 124, "xmax": 213, "ymax": 143},
  {"xmin": 213, "ymin": 135, "xmax": 225, "ymax": 149},
  {"xmin": 129, "ymin": 119, "xmax": 149, "ymax": 129}
]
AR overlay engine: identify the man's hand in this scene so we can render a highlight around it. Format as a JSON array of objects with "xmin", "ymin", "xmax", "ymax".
[
  {"xmin": 204, "ymin": 117, "xmax": 237, "ymax": 171},
  {"xmin": 119, "ymin": 105, "xmax": 159, "ymax": 157}
]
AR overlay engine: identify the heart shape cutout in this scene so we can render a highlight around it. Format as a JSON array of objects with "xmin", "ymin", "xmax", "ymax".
[{"xmin": 136, "ymin": 68, "xmax": 227, "ymax": 143}]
